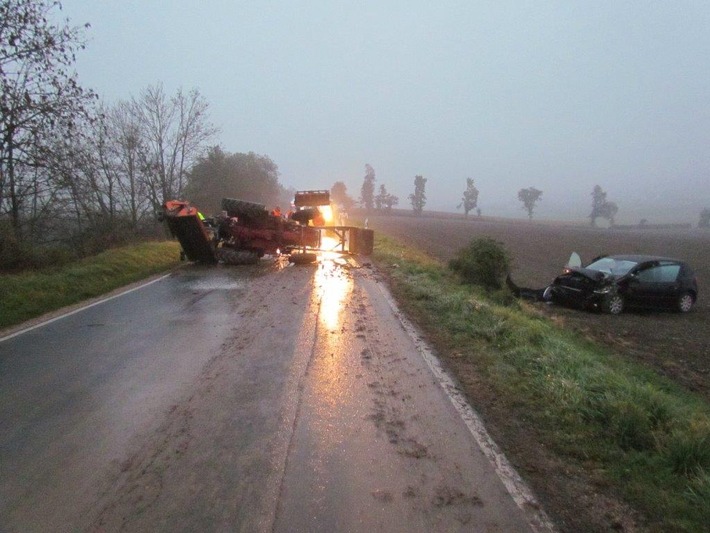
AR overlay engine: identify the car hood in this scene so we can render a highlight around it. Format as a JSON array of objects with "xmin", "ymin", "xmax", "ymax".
[{"xmin": 560, "ymin": 267, "xmax": 610, "ymax": 283}]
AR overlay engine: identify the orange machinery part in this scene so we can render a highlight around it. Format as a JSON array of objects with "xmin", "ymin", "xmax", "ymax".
[{"xmin": 163, "ymin": 200, "xmax": 200, "ymax": 218}]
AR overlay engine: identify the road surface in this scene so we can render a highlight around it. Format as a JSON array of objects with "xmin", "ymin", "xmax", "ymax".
[{"xmin": 0, "ymin": 255, "xmax": 551, "ymax": 532}]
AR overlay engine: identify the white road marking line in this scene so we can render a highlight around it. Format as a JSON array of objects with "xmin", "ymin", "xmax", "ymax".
[{"xmin": 0, "ymin": 274, "xmax": 173, "ymax": 343}]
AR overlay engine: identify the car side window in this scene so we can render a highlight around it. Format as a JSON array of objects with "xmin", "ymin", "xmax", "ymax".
[
  {"xmin": 657, "ymin": 264, "xmax": 681, "ymax": 282},
  {"xmin": 636, "ymin": 266, "xmax": 660, "ymax": 283},
  {"xmin": 636, "ymin": 265, "xmax": 680, "ymax": 283}
]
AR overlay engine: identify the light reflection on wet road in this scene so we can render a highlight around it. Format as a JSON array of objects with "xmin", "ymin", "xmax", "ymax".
[
  {"xmin": 315, "ymin": 248, "xmax": 353, "ymax": 331},
  {"xmin": 274, "ymin": 255, "xmax": 536, "ymax": 532},
  {"xmin": 1, "ymin": 255, "xmax": 542, "ymax": 532}
]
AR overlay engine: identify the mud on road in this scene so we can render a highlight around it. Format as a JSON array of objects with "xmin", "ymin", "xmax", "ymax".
[{"xmin": 1, "ymin": 256, "xmax": 540, "ymax": 532}]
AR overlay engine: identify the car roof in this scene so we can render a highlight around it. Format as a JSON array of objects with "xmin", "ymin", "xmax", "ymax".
[{"xmin": 602, "ymin": 254, "xmax": 684, "ymax": 264}]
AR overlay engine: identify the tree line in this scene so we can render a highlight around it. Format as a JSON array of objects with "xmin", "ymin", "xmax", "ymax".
[
  {"xmin": 345, "ymin": 163, "xmax": 631, "ymax": 228},
  {"xmin": 348, "ymin": 162, "xmax": 709, "ymax": 229},
  {"xmin": 0, "ymin": 1, "xmax": 290, "ymax": 269}
]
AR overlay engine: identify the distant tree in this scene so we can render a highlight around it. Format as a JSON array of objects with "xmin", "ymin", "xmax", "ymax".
[
  {"xmin": 699, "ymin": 208, "xmax": 710, "ymax": 228},
  {"xmin": 590, "ymin": 185, "xmax": 607, "ymax": 221},
  {"xmin": 184, "ymin": 147, "xmax": 281, "ymax": 214},
  {"xmin": 383, "ymin": 192, "xmax": 399, "ymax": 212},
  {"xmin": 330, "ymin": 181, "xmax": 355, "ymax": 210},
  {"xmin": 597, "ymin": 201, "xmax": 618, "ymax": 226},
  {"xmin": 375, "ymin": 184, "xmax": 398, "ymax": 212},
  {"xmin": 360, "ymin": 164, "xmax": 376, "ymax": 212},
  {"xmin": 375, "ymin": 184, "xmax": 384, "ymax": 211},
  {"xmin": 409, "ymin": 175, "xmax": 427, "ymax": 215},
  {"xmin": 517, "ymin": 187, "xmax": 543, "ymax": 220},
  {"xmin": 589, "ymin": 185, "xmax": 618, "ymax": 227},
  {"xmin": 457, "ymin": 178, "xmax": 479, "ymax": 217}
]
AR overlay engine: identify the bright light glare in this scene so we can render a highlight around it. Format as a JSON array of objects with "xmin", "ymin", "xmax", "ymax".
[
  {"xmin": 320, "ymin": 205, "xmax": 333, "ymax": 223},
  {"xmin": 320, "ymin": 236, "xmax": 340, "ymax": 260},
  {"xmin": 315, "ymin": 245, "xmax": 352, "ymax": 330}
]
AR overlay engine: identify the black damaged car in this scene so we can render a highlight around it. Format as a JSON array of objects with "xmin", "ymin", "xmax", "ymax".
[{"xmin": 547, "ymin": 254, "xmax": 698, "ymax": 315}]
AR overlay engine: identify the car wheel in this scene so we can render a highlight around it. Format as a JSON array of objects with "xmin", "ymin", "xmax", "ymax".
[
  {"xmin": 677, "ymin": 292, "xmax": 695, "ymax": 313},
  {"xmin": 602, "ymin": 294, "xmax": 624, "ymax": 315},
  {"xmin": 542, "ymin": 285, "xmax": 553, "ymax": 302}
]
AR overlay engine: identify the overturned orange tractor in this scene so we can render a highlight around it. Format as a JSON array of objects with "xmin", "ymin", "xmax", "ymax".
[{"xmin": 162, "ymin": 191, "xmax": 373, "ymax": 265}]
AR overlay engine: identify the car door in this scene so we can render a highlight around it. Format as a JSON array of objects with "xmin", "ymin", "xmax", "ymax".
[
  {"xmin": 654, "ymin": 262, "xmax": 683, "ymax": 306},
  {"xmin": 627, "ymin": 262, "xmax": 680, "ymax": 308}
]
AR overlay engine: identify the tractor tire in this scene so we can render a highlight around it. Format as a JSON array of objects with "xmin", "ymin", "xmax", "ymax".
[
  {"xmin": 289, "ymin": 252, "xmax": 318, "ymax": 265},
  {"xmin": 221, "ymin": 198, "xmax": 269, "ymax": 220},
  {"xmin": 216, "ymin": 248, "xmax": 259, "ymax": 265},
  {"xmin": 291, "ymin": 208, "xmax": 318, "ymax": 224}
]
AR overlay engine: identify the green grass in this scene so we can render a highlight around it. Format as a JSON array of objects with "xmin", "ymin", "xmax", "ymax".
[
  {"xmin": 0, "ymin": 241, "xmax": 182, "ymax": 330},
  {"xmin": 373, "ymin": 234, "xmax": 710, "ymax": 532}
]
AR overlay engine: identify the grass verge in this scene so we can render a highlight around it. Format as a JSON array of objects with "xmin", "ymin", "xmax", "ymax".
[
  {"xmin": 372, "ymin": 234, "xmax": 710, "ymax": 532},
  {"xmin": 0, "ymin": 241, "xmax": 181, "ymax": 330}
]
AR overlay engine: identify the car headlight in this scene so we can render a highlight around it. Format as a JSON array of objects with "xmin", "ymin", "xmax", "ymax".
[{"xmin": 594, "ymin": 286, "xmax": 613, "ymax": 295}]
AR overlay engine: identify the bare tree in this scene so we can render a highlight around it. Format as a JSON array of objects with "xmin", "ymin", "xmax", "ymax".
[
  {"xmin": 129, "ymin": 84, "xmax": 217, "ymax": 211},
  {"xmin": 0, "ymin": 0, "xmax": 95, "ymax": 239},
  {"xmin": 102, "ymin": 102, "xmax": 152, "ymax": 227}
]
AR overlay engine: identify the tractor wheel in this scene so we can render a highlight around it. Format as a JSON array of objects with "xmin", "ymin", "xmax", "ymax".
[
  {"xmin": 216, "ymin": 248, "xmax": 259, "ymax": 265},
  {"xmin": 289, "ymin": 252, "xmax": 318, "ymax": 264},
  {"xmin": 221, "ymin": 198, "xmax": 269, "ymax": 220},
  {"xmin": 291, "ymin": 208, "xmax": 318, "ymax": 224}
]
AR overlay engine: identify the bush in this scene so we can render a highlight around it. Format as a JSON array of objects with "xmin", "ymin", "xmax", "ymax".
[
  {"xmin": 0, "ymin": 221, "xmax": 27, "ymax": 271},
  {"xmin": 448, "ymin": 237, "xmax": 511, "ymax": 290}
]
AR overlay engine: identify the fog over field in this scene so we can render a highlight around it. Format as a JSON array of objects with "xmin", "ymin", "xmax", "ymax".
[{"xmin": 60, "ymin": 1, "xmax": 710, "ymax": 225}]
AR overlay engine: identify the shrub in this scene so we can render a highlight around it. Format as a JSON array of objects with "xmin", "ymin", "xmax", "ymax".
[
  {"xmin": 0, "ymin": 222, "xmax": 27, "ymax": 271},
  {"xmin": 448, "ymin": 237, "xmax": 511, "ymax": 290},
  {"xmin": 665, "ymin": 426, "xmax": 710, "ymax": 476}
]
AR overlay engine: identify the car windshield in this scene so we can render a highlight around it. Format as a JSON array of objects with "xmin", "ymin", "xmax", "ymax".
[{"xmin": 585, "ymin": 257, "xmax": 638, "ymax": 276}]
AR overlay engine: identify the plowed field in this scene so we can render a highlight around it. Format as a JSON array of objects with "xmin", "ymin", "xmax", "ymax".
[{"xmin": 367, "ymin": 212, "xmax": 710, "ymax": 400}]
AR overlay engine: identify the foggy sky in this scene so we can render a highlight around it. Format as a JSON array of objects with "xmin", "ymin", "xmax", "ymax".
[{"xmin": 59, "ymin": 1, "xmax": 710, "ymax": 223}]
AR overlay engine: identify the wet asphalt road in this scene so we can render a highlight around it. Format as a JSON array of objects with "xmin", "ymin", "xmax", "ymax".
[{"xmin": 0, "ymin": 258, "xmax": 545, "ymax": 532}]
